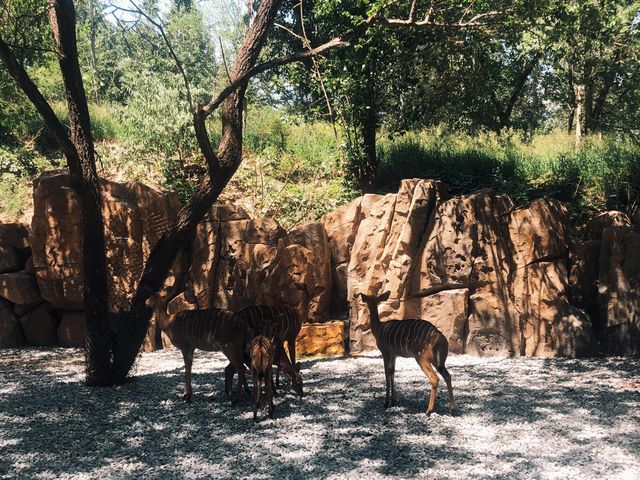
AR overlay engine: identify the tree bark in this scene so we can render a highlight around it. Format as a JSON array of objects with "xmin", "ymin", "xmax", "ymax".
[
  {"xmin": 574, "ymin": 82, "xmax": 585, "ymax": 146},
  {"xmin": 359, "ymin": 71, "xmax": 378, "ymax": 193},
  {"xmin": 48, "ymin": 0, "xmax": 112, "ymax": 385}
]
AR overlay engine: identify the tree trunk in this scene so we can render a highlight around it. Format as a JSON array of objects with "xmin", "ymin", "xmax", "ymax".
[
  {"xmin": 88, "ymin": 0, "xmax": 99, "ymax": 103},
  {"xmin": 574, "ymin": 83, "xmax": 585, "ymax": 147},
  {"xmin": 359, "ymin": 72, "xmax": 378, "ymax": 193},
  {"xmin": 48, "ymin": 0, "xmax": 112, "ymax": 385}
]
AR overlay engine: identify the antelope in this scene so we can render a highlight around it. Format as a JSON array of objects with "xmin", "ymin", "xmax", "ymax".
[
  {"xmin": 146, "ymin": 292, "xmax": 250, "ymax": 403},
  {"xmin": 233, "ymin": 283, "xmax": 317, "ymax": 390},
  {"xmin": 250, "ymin": 335, "xmax": 275, "ymax": 421},
  {"xmin": 359, "ymin": 291, "xmax": 456, "ymax": 416},
  {"xmin": 224, "ymin": 338, "xmax": 303, "ymax": 398}
]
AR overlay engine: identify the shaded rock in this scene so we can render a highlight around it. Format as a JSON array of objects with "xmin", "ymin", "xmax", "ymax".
[
  {"xmin": 569, "ymin": 240, "xmax": 602, "ymax": 336},
  {"xmin": 0, "ymin": 272, "xmax": 42, "ymax": 305},
  {"xmin": 19, "ymin": 304, "xmax": 57, "ymax": 346},
  {"xmin": 0, "ymin": 300, "xmax": 25, "ymax": 347},
  {"xmin": 13, "ymin": 302, "xmax": 41, "ymax": 316},
  {"xmin": 509, "ymin": 200, "xmax": 595, "ymax": 357},
  {"xmin": 347, "ymin": 193, "xmax": 397, "ymax": 353},
  {"xmin": 585, "ymin": 211, "xmax": 632, "ymax": 241},
  {"xmin": 268, "ymin": 222, "xmax": 332, "ymax": 323},
  {"xmin": 24, "ymin": 256, "xmax": 35, "ymax": 274},
  {"xmin": 186, "ymin": 205, "xmax": 250, "ymax": 309},
  {"xmin": 0, "ymin": 245, "xmax": 21, "ymax": 273},
  {"xmin": 213, "ymin": 217, "xmax": 286, "ymax": 312},
  {"xmin": 296, "ymin": 321, "xmax": 345, "ymax": 357},
  {"xmin": 31, "ymin": 172, "xmax": 180, "ymax": 311},
  {"xmin": 599, "ymin": 226, "xmax": 640, "ymax": 355},
  {"xmin": 57, "ymin": 311, "xmax": 86, "ymax": 348},
  {"xmin": 321, "ymin": 197, "xmax": 370, "ymax": 318},
  {"xmin": 0, "ymin": 223, "xmax": 30, "ymax": 250}
]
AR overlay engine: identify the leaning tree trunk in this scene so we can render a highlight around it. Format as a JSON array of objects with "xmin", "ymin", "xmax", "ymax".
[{"xmin": 109, "ymin": 0, "xmax": 285, "ymax": 384}]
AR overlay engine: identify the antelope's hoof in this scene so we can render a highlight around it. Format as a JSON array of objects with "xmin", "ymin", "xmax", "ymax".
[{"xmin": 182, "ymin": 393, "xmax": 192, "ymax": 403}]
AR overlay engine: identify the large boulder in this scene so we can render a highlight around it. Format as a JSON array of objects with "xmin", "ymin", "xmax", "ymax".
[
  {"xmin": 0, "ymin": 223, "xmax": 30, "ymax": 250},
  {"xmin": 0, "ymin": 245, "xmax": 21, "ymax": 274},
  {"xmin": 31, "ymin": 172, "xmax": 181, "ymax": 311},
  {"xmin": 212, "ymin": 216, "xmax": 286, "ymax": 312},
  {"xmin": 321, "ymin": 198, "xmax": 364, "ymax": 317},
  {"xmin": 413, "ymin": 191, "xmax": 521, "ymax": 357},
  {"xmin": 0, "ymin": 272, "xmax": 42, "ymax": 305},
  {"xmin": 19, "ymin": 304, "xmax": 57, "ymax": 346},
  {"xmin": 584, "ymin": 211, "xmax": 632, "ymax": 241},
  {"xmin": 0, "ymin": 300, "xmax": 25, "ymax": 347},
  {"xmin": 57, "ymin": 311, "xmax": 86, "ymax": 348},
  {"xmin": 186, "ymin": 204, "xmax": 250, "ymax": 308},
  {"xmin": 268, "ymin": 222, "xmax": 332, "ymax": 323},
  {"xmin": 509, "ymin": 200, "xmax": 594, "ymax": 357},
  {"xmin": 598, "ymin": 226, "xmax": 640, "ymax": 355},
  {"xmin": 336, "ymin": 182, "xmax": 594, "ymax": 358}
]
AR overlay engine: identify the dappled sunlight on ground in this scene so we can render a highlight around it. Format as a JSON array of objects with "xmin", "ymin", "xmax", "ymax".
[{"xmin": 0, "ymin": 348, "xmax": 639, "ymax": 479}]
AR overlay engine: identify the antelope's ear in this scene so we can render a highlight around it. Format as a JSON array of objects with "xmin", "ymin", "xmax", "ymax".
[
  {"xmin": 377, "ymin": 291, "xmax": 391, "ymax": 302},
  {"xmin": 294, "ymin": 282, "xmax": 307, "ymax": 292},
  {"xmin": 359, "ymin": 292, "xmax": 370, "ymax": 302}
]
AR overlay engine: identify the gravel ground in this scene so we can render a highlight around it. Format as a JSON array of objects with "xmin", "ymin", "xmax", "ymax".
[{"xmin": 0, "ymin": 348, "xmax": 639, "ymax": 480}]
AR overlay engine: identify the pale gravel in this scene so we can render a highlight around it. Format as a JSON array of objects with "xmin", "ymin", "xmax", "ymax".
[{"xmin": 0, "ymin": 348, "xmax": 639, "ymax": 479}]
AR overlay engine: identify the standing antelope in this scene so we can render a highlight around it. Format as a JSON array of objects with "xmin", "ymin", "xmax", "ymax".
[
  {"xmin": 224, "ymin": 338, "xmax": 303, "ymax": 398},
  {"xmin": 250, "ymin": 335, "xmax": 275, "ymax": 421},
  {"xmin": 147, "ymin": 292, "xmax": 249, "ymax": 403},
  {"xmin": 360, "ymin": 291, "xmax": 456, "ymax": 415}
]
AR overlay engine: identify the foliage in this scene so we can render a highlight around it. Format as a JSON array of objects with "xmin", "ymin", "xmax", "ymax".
[{"xmin": 378, "ymin": 129, "xmax": 640, "ymax": 228}]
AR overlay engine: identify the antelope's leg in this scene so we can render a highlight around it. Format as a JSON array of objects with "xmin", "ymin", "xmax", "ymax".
[
  {"xmin": 181, "ymin": 348, "xmax": 195, "ymax": 403},
  {"xmin": 418, "ymin": 351, "xmax": 440, "ymax": 415},
  {"xmin": 287, "ymin": 336, "xmax": 296, "ymax": 372},
  {"xmin": 266, "ymin": 364, "xmax": 274, "ymax": 418},
  {"xmin": 382, "ymin": 353, "xmax": 394, "ymax": 408},
  {"xmin": 224, "ymin": 363, "xmax": 235, "ymax": 398},
  {"xmin": 388, "ymin": 356, "xmax": 397, "ymax": 407},
  {"xmin": 273, "ymin": 342, "xmax": 281, "ymax": 391},
  {"xmin": 253, "ymin": 370, "xmax": 260, "ymax": 421},
  {"xmin": 436, "ymin": 365, "xmax": 456, "ymax": 415}
]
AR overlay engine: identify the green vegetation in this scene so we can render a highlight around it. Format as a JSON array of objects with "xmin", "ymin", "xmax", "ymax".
[
  {"xmin": 1, "ymin": 0, "xmax": 639, "ymax": 231},
  {"xmin": 378, "ymin": 130, "xmax": 640, "ymax": 228}
]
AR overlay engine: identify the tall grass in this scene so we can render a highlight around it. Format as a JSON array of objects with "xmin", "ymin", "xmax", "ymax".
[{"xmin": 378, "ymin": 130, "xmax": 640, "ymax": 228}]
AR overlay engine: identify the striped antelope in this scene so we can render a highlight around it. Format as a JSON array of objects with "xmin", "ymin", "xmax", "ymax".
[
  {"xmin": 360, "ymin": 291, "xmax": 456, "ymax": 415},
  {"xmin": 250, "ymin": 335, "xmax": 275, "ymax": 421},
  {"xmin": 224, "ymin": 338, "xmax": 303, "ymax": 398},
  {"xmin": 146, "ymin": 292, "xmax": 249, "ymax": 403}
]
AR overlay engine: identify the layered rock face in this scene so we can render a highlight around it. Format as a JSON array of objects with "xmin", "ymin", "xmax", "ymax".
[
  {"xmin": 322, "ymin": 179, "xmax": 596, "ymax": 357},
  {"xmin": 570, "ymin": 211, "xmax": 639, "ymax": 356},
  {"xmin": 167, "ymin": 205, "xmax": 332, "ymax": 326},
  {"xmin": 0, "ymin": 172, "xmax": 181, "ymax": 349},
  {"xmin": 2, "ymin": 172, "xmax": 637, "ymax": 357}
]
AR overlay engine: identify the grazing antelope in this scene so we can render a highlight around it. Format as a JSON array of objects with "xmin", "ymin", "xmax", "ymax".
[
  {"xmin": 234, "ymin": 283, "xmax": 317, "ymax": 388},
  {"xmin": 250, "ymin": 335, "xmax": 275, "ymax": 421},
  {"xmin": 146, "ymin": 292, "xmax": 249, "ymax": 403},
  {"xmin": 360, "ymin": 291, "xmax": 456, "ymax": 415}
]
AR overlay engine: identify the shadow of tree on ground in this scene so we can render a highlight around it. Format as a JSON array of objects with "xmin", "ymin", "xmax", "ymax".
[{"xmin": 0, "ymin": 349, "xmax": 639, "ymax": 479}]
